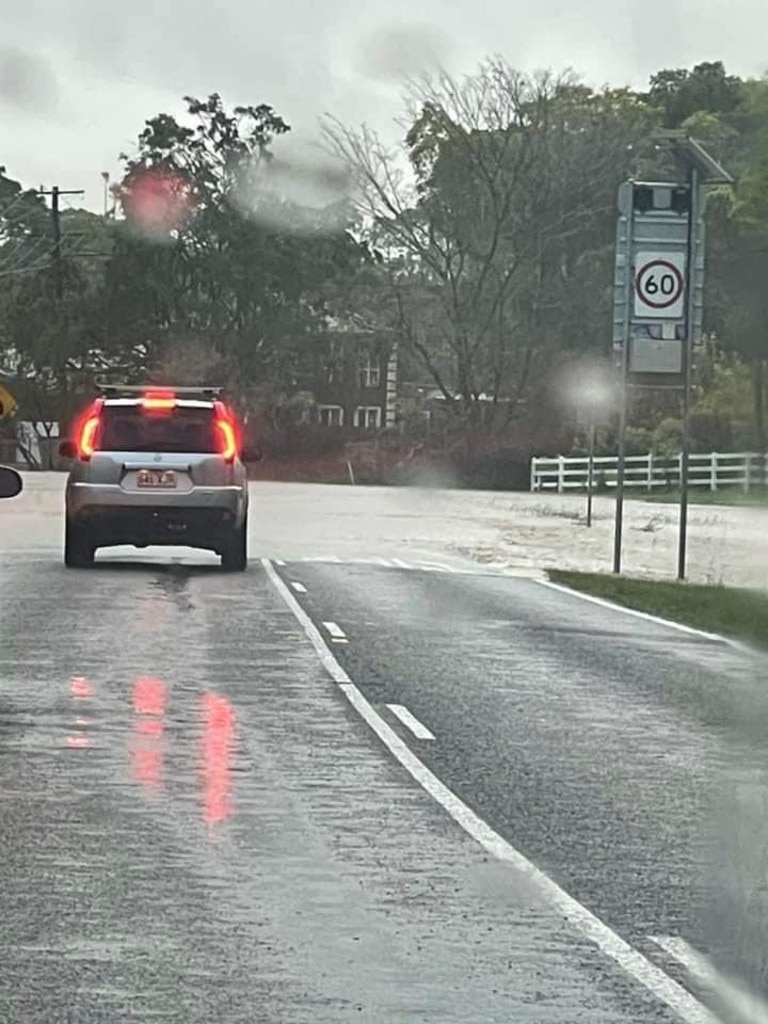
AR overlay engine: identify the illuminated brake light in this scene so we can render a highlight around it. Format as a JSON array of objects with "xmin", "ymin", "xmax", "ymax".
[
  {"xmin": 214, "ymin": 401, "xmax": 238, "ymax": 461},
  {"xmin": 77, "ymin": 399, "xmax": 103, "ymax": 459},
  {"xmin": 80, "ymin": 416, "xmax": 100, "ymax": 457},
  {"xmin": 216, "ymin": 418, "xmax": 237, "ymax": 461},
  {"xmin": 142, "ymin": 390, "xmax": 176, "ymax": 412}
]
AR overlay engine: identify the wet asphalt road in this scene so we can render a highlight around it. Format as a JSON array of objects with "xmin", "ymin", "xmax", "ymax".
[
  {"xmin": 283, "ymin": 562, "xmax": 768, "ymax": 983},
  {"xmin": 3, "ymin": 487, "xmax": 768, "ymax": 1022}
]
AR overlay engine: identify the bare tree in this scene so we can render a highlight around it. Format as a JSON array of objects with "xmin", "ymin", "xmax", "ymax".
[{"xmin": 323, "ymin": 58, "xmax": 653, "ymax": 432}]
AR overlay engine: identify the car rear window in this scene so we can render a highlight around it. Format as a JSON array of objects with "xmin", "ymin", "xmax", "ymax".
[{"xmin": 99, "ymin": 405, "xmax": 220, "ymax": 453}]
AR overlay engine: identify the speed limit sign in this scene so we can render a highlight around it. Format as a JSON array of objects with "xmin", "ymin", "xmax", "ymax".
[{"xmin": 634, "ymin": 252, "xmax": 686, "ymax": 319}]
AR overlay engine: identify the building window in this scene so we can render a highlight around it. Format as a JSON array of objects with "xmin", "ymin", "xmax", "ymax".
[
  {"xmin": 318, "ymin": 405, "xmax": 344, "ymax": 428},
  {"xmin": 358, "ymin": 352, "xmax": 381, "ymax": 389},
  {"xmin": 354, "ymin": 406, "xmax": 382, "ymax": 430}
]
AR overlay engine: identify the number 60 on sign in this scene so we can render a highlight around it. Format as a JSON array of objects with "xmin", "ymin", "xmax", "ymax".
[{"xmin": 634, "ymin": 251, "xmax": 686, "ymax": 320}]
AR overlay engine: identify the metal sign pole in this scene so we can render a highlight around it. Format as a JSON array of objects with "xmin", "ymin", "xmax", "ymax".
[
  {"xmin": 586, "ymin": 403, "xmax": 596, "ymax": 528},
  {"xmin": 677, "ymin": 165, "xmax": 700, "ymax": 581},
  {"xmin": 613, "ymin": 377, "xmax": 628, "ymax": 572},
  {"xmin": 613, "ymin": 188, "xmax": 634, "ymax": 575}
]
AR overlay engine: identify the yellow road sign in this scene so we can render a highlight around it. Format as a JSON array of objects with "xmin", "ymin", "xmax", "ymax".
[{"xmin": 0, "ymin": 384, "xmax": 18, "ymax": 422}]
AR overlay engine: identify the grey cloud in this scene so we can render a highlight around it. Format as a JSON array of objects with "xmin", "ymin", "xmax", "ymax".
[
  {"xmin": 0, "ymin": 46, "xmax": 57, "ymax": 113},
  {"xmin": 3, "ymin": 0, "xmax": 768, "ymax": 207},
  {"xmin": 355, "ymin": 23, "xmax": 456, "ymax": 84}
]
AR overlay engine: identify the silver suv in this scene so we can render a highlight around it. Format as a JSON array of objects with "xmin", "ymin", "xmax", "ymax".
[{"xmin": 59, "ymin": 386, "xmax": 254, "ymax": 571}]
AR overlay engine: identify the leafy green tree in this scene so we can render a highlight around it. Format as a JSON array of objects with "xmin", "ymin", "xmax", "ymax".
[
  {"xmin": 109, "ymin": 93, "xmax": 369, "ymax": 410},
  {"xmin": 646, "ymin": 62, "xmax": 742, "ymax": 128},
  {"xmin": 697, "ymin": 77, "xmax": 768, "ymax": 449}
]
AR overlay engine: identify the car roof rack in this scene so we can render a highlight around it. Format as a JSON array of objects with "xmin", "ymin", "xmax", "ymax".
[{"xmin": 94, "ymin": 382, "xmax": 225, "ymax": 399}]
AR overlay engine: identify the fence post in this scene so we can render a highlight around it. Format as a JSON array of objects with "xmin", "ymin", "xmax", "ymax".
[
  {"xmin": 557, "ymin": 455, "xmax": 565, "ymax": 494},
  {"xmin": 711, "ymin": 451, "xmax": 717, "ymax": 492},
  {"xmin": 530, "ymin": 457, "xmax": 536, "ymax": 492},
  {"xmin": 745, "ymin": 453, "xmax": 752, "ymax": 494},
  {"xmin": 647, "ymin": 451, "xmax": 653, "ymax": 492}
]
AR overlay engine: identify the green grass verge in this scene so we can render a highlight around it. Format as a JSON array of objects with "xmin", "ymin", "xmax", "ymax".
[
  {"xmin": 640, "ymin": 488, "xmax": 768, "ymax": 507},
  {"xmin": 547, "ymin": 569, "xmax": 768, "ymax": 649}
]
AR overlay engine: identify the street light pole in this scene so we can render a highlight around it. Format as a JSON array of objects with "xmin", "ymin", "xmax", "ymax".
[{"xmin": 101, "ymin": 172, "xmax": 110, "ymax": 218}]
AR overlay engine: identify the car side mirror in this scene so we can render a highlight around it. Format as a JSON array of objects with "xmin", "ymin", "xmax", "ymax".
[
  {"xmin": 0, "ymin": 466, "xmax": 22, "ymax": 498},
  {"xmin": 242, "ymin": 447, "xmax": 262, "ymax": 463},
  {"xmin": 59, "ymin": 440, "xmax": 77, "ymax": 459}
]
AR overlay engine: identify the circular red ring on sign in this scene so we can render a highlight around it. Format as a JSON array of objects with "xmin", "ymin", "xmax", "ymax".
[{"xmin": 635, "ymin": 259, "xmax": 684, "ymax": 309}]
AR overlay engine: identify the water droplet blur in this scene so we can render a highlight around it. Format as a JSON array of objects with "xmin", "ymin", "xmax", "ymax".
[
  {"xmin": 121, "ymin": 168, "xmax": 195, "ymax": 240},
  {"xmin": 233, "ymin": 146, "xmax": 350, "ymax": 236}
]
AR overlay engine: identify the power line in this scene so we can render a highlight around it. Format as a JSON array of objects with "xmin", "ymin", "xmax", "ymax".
[
  {"xmin": 36, "ymin": 186, "xmax": 85, "ymax": 301},
  {"xmin": 0, "ymin": 188, "xmax": 40, "ymax": 226},
  {"xmin": 0, "ymin": 234, "xmax": 56, "ymax": 277},
  {"xmin": 0, "ymin": 260, "xmax": 53, "ymax": 279}
]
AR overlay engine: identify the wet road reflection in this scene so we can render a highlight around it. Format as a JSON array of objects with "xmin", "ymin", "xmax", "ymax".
[
  {"xmin": 67, "ymin": 675, "xmax": 94, "ymax": 749},
  {"xmin": 200, "ymin": 692, "xmax": 236, "ymax": 827},
  {"xmin": 130, "ymin": 676, "xmax": 167, "ymax": 795}
]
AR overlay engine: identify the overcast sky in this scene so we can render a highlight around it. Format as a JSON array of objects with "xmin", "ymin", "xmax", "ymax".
[{"xmin": 2, "ymin": 0, "xmax": 766, "ymax": 210}]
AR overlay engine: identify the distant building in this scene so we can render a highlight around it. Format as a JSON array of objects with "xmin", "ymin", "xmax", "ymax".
[{"xmin": 311, "ymin": 319, "xmax": 398, "ymax": 433}]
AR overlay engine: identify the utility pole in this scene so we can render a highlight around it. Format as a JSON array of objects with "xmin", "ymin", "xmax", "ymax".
[{"xmin": 36, "ymin": 186, "xmax": 85, "ymax": 301}]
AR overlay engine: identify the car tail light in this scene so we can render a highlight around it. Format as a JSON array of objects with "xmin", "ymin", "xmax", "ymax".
[
  {"xmin": 214, "ymin": 401, "xmax": 238, "ymax": 462},
  {"xmin": 77, "ymin": 399, "xmax": 104, "ymax": 460},
  {"xmin": 141, "ymin": 389, "xmax": 176, "ymax": 412}
]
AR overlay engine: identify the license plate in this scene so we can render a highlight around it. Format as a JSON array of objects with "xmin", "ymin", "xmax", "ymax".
[{"xmin": 136, "ymin": 469, "xmax": 177, "ymax": 489}]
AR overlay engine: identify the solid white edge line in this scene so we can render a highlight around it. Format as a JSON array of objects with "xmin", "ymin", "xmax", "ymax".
[
  {"xmin": 537, "ymin": 578, "xmax": 751, "ymax": 653},
  {"xmin": 650, "ymin": 936, "xmax": 768, "ymax": 1024},
  {"xmin": 290, "ymin": 581, "xmax": 308, "ymax": 594},
  {"xmin": 262, "ymin": 557, "xmax": 719, "ymax": 1024},
  {"xmin": 262, "ymin": 559, "xmax": 350, "ymax": 684},
  {"xmin": 386, "ymin": 703, "xmax": 435, "ymax": 741},
  {"xmin": 322, "ymin": 621, "xmax": 346, "ymax": 640}
]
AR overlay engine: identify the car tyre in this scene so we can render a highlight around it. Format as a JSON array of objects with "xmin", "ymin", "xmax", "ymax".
[
  {"xmin": 221, "ymin": 517, "xmax": 247, "ymax": 572},
  {"xmin": 64, "ymin": 520, "xmax": 95, "ymax": 569}
]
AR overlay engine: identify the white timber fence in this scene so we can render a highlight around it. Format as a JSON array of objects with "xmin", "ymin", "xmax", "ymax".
[{"xmin": 530, "ymin": 451, "xmax": 768, "ymax": 494}]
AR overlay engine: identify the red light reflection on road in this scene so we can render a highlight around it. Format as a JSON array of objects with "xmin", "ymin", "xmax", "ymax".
[
  {"xmin": 130, "ymin": 677, "xmax": 167, "ymax": 793},
  {"xmin": 67, "ymin": 676, "xmax": 93, "ymax": 748},
  {"xmin": 200, "ymin": 693, "xmax": 236, "ymax": 827},
  {"xmin": 70, "ymin": 676, "xmax": 94, "ymax": 700}
]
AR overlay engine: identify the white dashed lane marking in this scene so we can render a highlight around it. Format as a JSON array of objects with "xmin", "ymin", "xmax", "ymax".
[
  {"xmin": 279, "ymin": 555, "xmax": 545, "ymax": 579},
  {"xmin": 386, "ymin": 704, "xmax": 435, "ymax": 741},
  {"xmin": 322, "ymin": 621, "xmax": 348, "ymax": 644}
]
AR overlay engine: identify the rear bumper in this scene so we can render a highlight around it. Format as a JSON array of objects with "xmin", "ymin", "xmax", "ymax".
[
  {"xmin": 66, "ymin": 483, "xmax": 246, "ymax": 550},
  {"xmin": 68, "ymin": 482, "xmax": 245, "ymax": 515}
]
